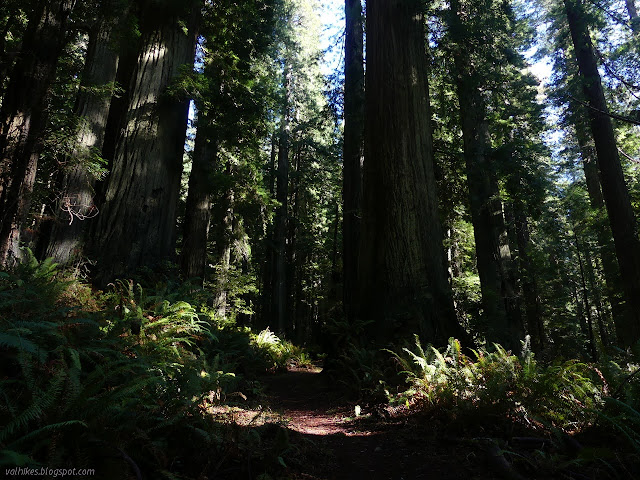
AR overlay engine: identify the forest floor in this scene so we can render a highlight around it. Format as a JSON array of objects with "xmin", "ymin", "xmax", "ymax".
[{"xmin": 254, "ymin": 366, "xmax": 498, "ymax": 480}]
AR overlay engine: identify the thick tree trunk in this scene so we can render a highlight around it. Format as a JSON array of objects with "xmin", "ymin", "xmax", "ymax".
[
  {"xmin": 44, "ymin": 15, "xmax": 122, "ymax": 264},
  {"xmin": 0, "ymin": 0, "xmax": 76, "ymax": 267},
  {"xmin": 342, "ymin": 0, "xmax": 364, "ymax": 322},
  {"xmin": 565, "ymin": 0, "xmax": 640, "ymax": 346},
  {"xmin": 92, "ymin": 8, "xmax": 198, "ymax": 283},
  {"xmin": 359, "ymin": 0, "xmax": 463, "ymax": 345},
  {"xmin": 181, "ymin": 116, "xmax": 216, "ymax": 281}
]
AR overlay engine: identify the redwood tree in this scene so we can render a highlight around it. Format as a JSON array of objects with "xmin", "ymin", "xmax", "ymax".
[
  {"xmin": 342, "ymin": 0, "xmax": 364, "ymax": 322},
  {"xmin": 0, "ymin": 0, "xmax": 76, "ymax": 267},
  {"xmin": 449, "ymin": 0, "xmax": 523, "ymax": 350},
  {"xmin": 564, "ymin": 0, "xmax": 640, "ymax": 346},
  {"xmin": 91, "ymin": 1, "xmax": 199, "ymax": 283},
  {"xmin": 44, "ymin": 5, "xmax": 127, "ymax": 264},
  {"xmin": 359, "ymin": 0, "xmax": 463, "ymax": 344}
]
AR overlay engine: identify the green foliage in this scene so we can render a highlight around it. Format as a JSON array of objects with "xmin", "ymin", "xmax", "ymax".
[
  {"xmin": 0, "ymin": 255, "xmax": 306, "ymax": 478},
  {"xmin": 250, "ymin": 328, "xmax": 306, "ymax": 370},
  {"xmin": 391, "ymin": 336, "xmax": 604, "ymax": 431}
]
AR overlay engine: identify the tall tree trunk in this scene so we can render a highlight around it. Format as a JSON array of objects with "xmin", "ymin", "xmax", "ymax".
[
  {"xmin": 574, "ymin": 230, "xmax": 598, "ymax": 360},
  {"xmin": 564, "ymin": 0, "xmax": 640, "ymax": 346},
  {"xmin": 512, "ymin": 203, "xmax": 545, "ymax": 352},
  {"xmin": 343, "ymin": 0, "xmax": 364, "ymax": 322},
  {"xmin": 0, "ymin": 0, "xmax": 76, "ymax": 267},
  {"xmin": 626, "ymin": 0, "xmax": 639, "ymax": 32},
  {"xmin": 451, "ymin": 0, "xmax": 522, "ymax": 350},
  {"xmin": 573, "ymin": 115, "xmax": 627, "ymax": 344},
  {"xmin": 287, "ymin": 144, "xmax": 301, "ymax": 338},
  {"xmin": 259, "ymin": 133, "xmax": 278, "ymax": 330},
  {"xmin": 181, "ymin": 114, "xmax": 216, "ymax": 281},
  {"xmin": 583, "ymin": 245, "xmax": 610, "ymax": 346},
  {"xmin": 91, "ymin": 6, "xmax": 198, "ymax": 283},
  {"xmin": 359, "ymin": 0, "xmax": 463, "ymax": 345},
  {"xmin": 273, "ymin": 70, "xmax": 290, "ymax": 335},
  {"xmin": 44, "ymin": 13, "xmax": 122, "ymax": 264},
  {"xmin": 213, "ymin": 187, "xmax": 233, "ymax": 319}
]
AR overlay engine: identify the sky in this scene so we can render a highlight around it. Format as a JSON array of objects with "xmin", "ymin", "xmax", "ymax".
[
  {"xmin": 317, "ymin": 0, "xmax": 554, "ymax": 84},
  {"xmin": 319, "ymin": 0, "xmax": 345, "ymax": 76}
]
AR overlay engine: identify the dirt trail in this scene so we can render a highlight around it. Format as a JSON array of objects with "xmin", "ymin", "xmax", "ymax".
[{"xmin": 260, "ymin": 367, "xmax": 491, "ymax": 480}]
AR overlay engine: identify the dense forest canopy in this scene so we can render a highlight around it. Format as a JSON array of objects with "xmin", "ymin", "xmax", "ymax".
[{"xmin": 1, "ymin": 0, "xmax": 640, "ymax": 478}]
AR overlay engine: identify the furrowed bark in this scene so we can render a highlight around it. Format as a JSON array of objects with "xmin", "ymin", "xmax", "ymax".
[
  {"xmin": 92, "ymin": 6, "xmax": 199, "ymax": 283},
  {"xmin": 0, "ymin": 0, "xmax": 76, "ymax": 267},
  {"xmin": 44, "ymin": 12, "xmax": 123, "ymax": 264},
  {"xmin": 359, "ymin": 0, "xmax": 463, "ymax": 345}
]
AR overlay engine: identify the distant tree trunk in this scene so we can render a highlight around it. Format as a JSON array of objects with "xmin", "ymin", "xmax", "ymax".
[
  {"xmin": 44, "ymin": 14, "xmax": 122, "ymax": 264},
  {"xmin": 574, "ymin": 230, "xmax": 598, "ymax": 360},
  {"xmin": 359, "ymin": 0, "xmax": 464, "ymax": 345},
  {"xmin": 0, "ymin": 11, "xmax": 19, "ymax": 100},
  {"xmin": 181, "ymin": 114, "xmax": 216, "ymax": 281},
  {"xmin": 451, "ymin": 0, "xmax": 522, "ymax": 350},
  {"xmin": 273, "ymin": 70, "xmax": 290, "ymax": 335},
  {"xmin": 583, "ymin": 246, "xmax": 610, "ymax": 346},
  {"xmin": 213, "ymin": 187, "xmax": 233, "ymax": 319},
  {"xmin": 573, "ymin": 116, "xmax": 627, "ymax": 344},
  {"xmin": 91, "ymin": 7, "xmax": 198, "ymax": 283},
  {"xmin": 343, "ymin": 0, "xmax": 364, "ymax": 322},
  {"xmin": 287, "ymin": 143, "xmax": 301, "ymax": 338},
  {"xmin": 507, "ymin": 196, "xmax": 545, "ymax": 352},
  {"xmin": 0, "ymin": 0, "xmax": 76, "ymax": 267},
  {"xmin": 627, "ymin": 0, "xmax": 639, "ymax": 32},
  {"xmin": 259, "ymin": 133, "xmax": 279, "ymax": 330},
  {"xmin": 565, "ymin": 0, "xmax": 640, "ymax": 346}
]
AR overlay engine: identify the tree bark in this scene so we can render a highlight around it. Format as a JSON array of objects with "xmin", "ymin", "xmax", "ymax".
[
  {"xmin": 573, "ymin": 116, "xmax": 627, "ymax": 344},
  {"xmin": 507, "ymin": 196, "xmax": 545, "ymax": 352},
  {"xmin": 259, "ymin": 133, "xmax": 278, "ymax": 330},
  {"xmin": 574, "ymin": 230, "xmax": 598, "ymax": 360},
  {"xmin": 0, "ymin": 0, "xmax": 76, "ymax": 267},
  {"xmin": 181, "ymin": 114, "xmax": 216, "ymax": 281},
  {"xmin": 213, "ymin": 186, "xmax": 233, "ymax": 319},
  {"xmin": 44, "ymin": 13, "xmax": 122, "ymax": 264},
  {"xmin": 626, "ymin": 0, "xmax": 639, "ymax": 32},
  {"xmin": 451, "ymin": 0, "xmax": 523, "ymax": 350},
  {"xmin": 565, "ymin": 0, "xmax": 640, "ymax": 346},
  {"xmin": 273, "ymin": 69, "xmax": 290, "ymax": 335},
  {"xmin": 343, "ymin": 0, "xmax": 364, "ymax": 322},
  {"xmin": 359, "ymin": 0, "xmax": 463, "ymax": 345},
  {"xmin": 91, "ymin": 7, "xmax": 198, "ymax": 283}
]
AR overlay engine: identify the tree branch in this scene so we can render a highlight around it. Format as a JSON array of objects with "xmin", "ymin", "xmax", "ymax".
[{"xmin": 567, "ymin": 93, "xmax": 640, "ymax": 125}]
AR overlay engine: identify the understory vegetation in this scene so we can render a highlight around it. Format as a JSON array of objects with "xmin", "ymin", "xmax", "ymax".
[
  {"xmin": 2, "ymin": 255, "xmax": 639, "ymax": 478},
  {"xmin": 0, "ymin": 253, "xmax": 307, "ymax": 479},
  {"xmin": 3, "ymin": 0, "xmax": 640, "ymax": 478}
]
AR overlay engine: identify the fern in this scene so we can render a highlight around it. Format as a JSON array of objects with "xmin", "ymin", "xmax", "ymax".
[{"xmin": 0, "ymin": 368, "xmax": 67, "ymax": 444}]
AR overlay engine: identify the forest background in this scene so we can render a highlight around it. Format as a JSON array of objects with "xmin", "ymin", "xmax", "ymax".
[{"xmin": 1, "ymin": 0, "xmax": 640, "ymax": 478}]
